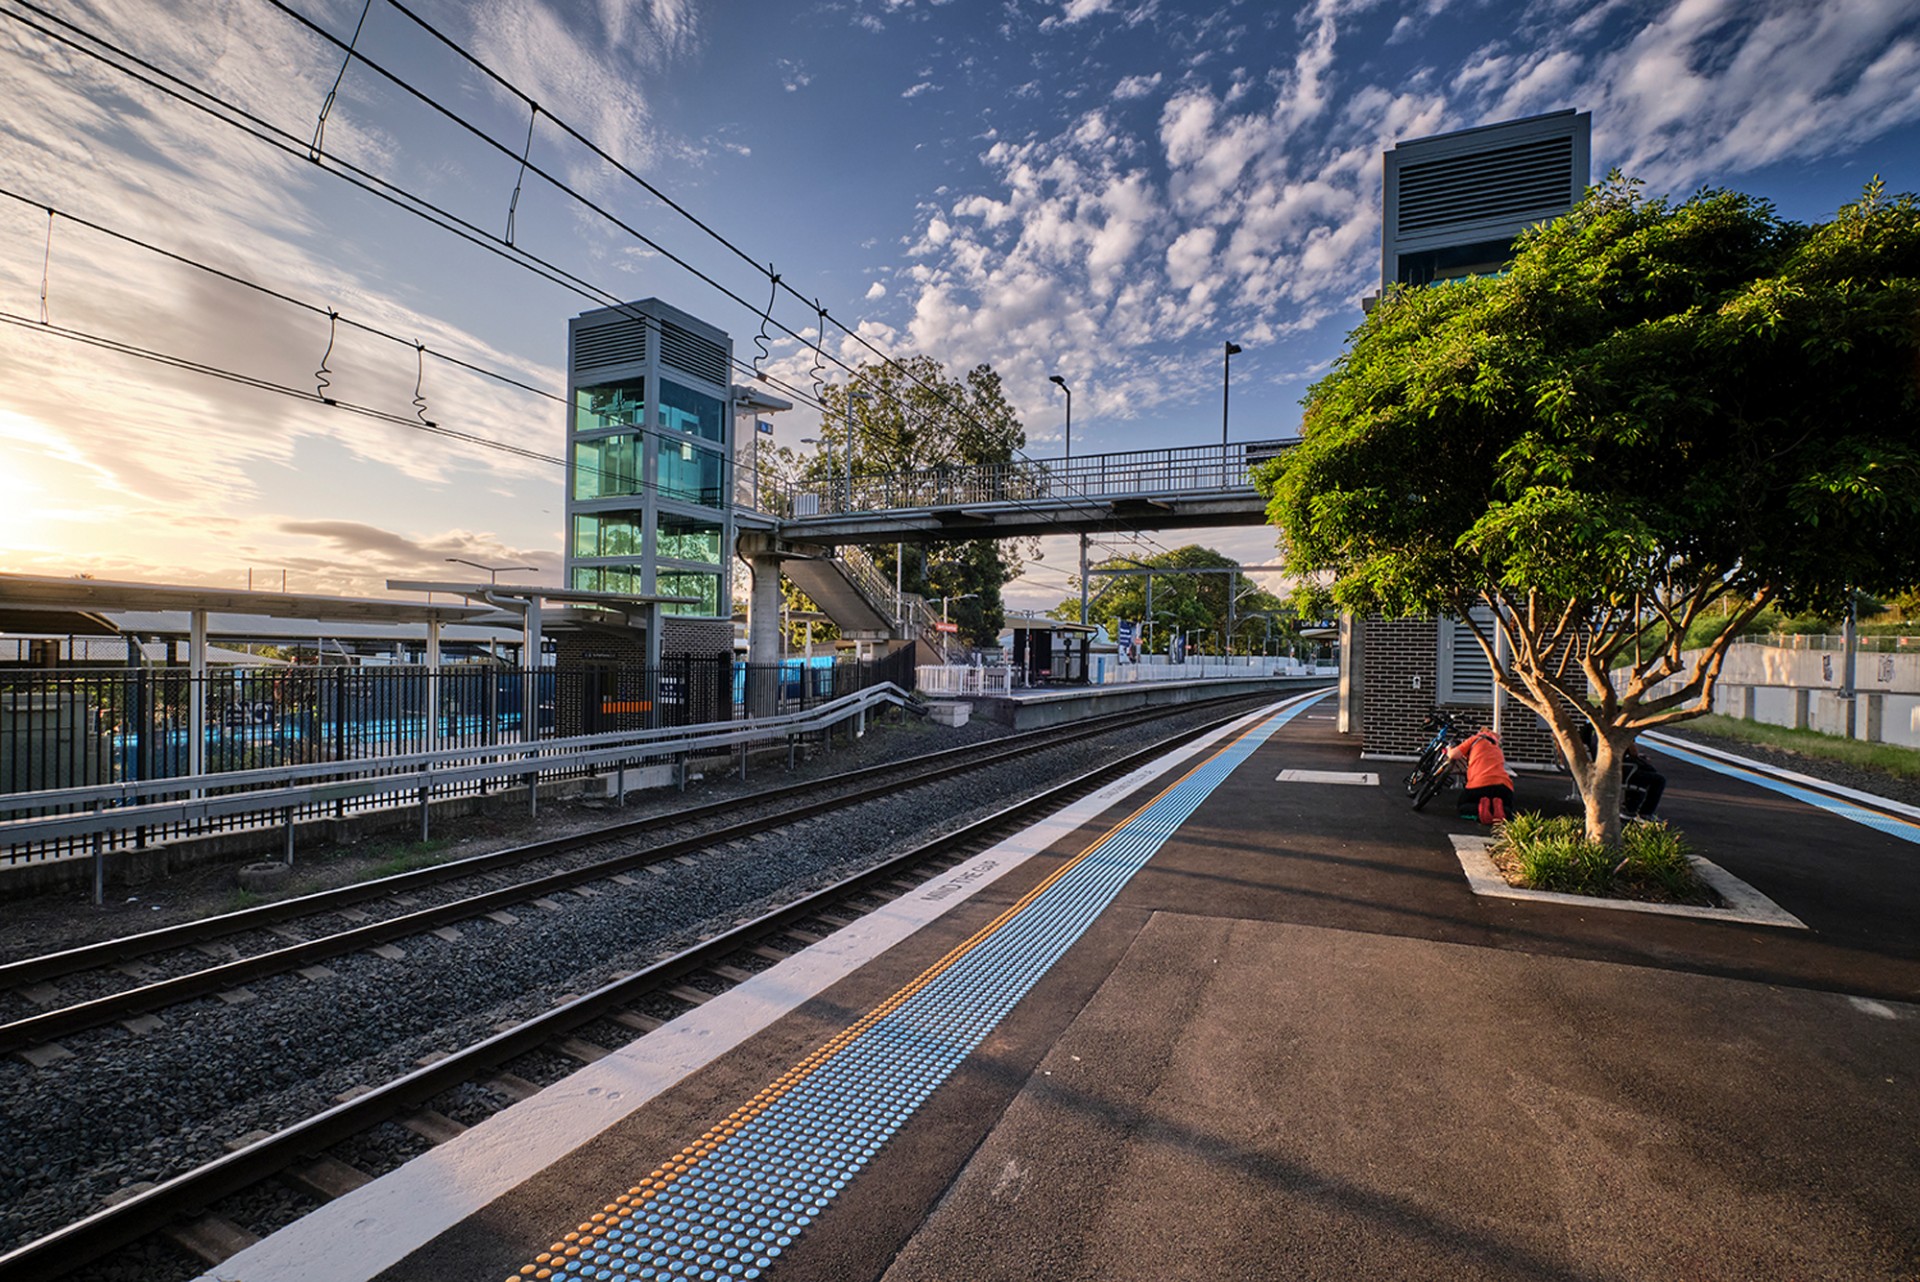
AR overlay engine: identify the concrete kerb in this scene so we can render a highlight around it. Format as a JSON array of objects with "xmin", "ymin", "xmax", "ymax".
[{"xmin": 1446, "ymin": 833, "xmax": 1808, "ymax": 929}]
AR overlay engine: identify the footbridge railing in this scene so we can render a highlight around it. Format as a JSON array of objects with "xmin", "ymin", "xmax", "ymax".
[{"xmin": 767, "ymin": 438, "xmax": 1296, "ymax": 521}]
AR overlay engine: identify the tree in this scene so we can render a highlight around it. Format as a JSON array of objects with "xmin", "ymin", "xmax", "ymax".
[
  {"xmin": 808, "ymin": 358, "xmax": 1030, "ymax": 648},
  {"xmin": 1051, "ymin": 544, "xmax": 1294, "ymax": 655},
  {"xmin": 1256, "ymin": 177, "xmax": 1920, "ymax": 843}
]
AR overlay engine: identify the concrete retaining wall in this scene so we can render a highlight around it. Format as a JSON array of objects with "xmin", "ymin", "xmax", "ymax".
[{"xmin": 968, "ymin": 676, "xmax": 1322, "ymax": 731}]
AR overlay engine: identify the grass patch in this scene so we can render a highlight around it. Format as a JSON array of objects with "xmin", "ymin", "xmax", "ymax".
[
  {"xmin": 1679, "ymin": 714, "xmax": 1920, "ymax": 782},
  {"xmin": 366, "ymin": 837, "xmax": 452, "ymax": 879},
  {"xmin": 1489, "ymin": 813, "xmax": 1710, "ymax": 905}
]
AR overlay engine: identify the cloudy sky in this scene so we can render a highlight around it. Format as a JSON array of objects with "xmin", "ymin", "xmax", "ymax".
[{"xmin": 2, "ymin": 0, "xmax": 1917, "ymax": 611}]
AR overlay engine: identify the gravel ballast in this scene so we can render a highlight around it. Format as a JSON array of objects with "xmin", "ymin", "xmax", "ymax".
[{"xmin": 0, "ymin": 698, "xmax": 1271, "ymax": 1262}]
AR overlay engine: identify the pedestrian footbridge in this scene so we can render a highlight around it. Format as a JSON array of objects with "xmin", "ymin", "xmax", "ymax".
[
  {"xmin": 748, "ymin": 439, "xmax": 1295, "ymax": 545},
  {"xmin": 738, "ymin": 439, "xmax": 1296, "ymax": 652}
]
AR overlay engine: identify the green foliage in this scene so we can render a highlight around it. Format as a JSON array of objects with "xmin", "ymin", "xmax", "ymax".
[
  {"xmin": 1681, "ymin": 714, "xmax": 1920, "ymax": 782},
  {"xmin": 1493, "ymin": 812, "xmax": 1703, "ymax": 901},
  {"xmin": 1049, "ymin": 544, "xmax": 1295, "ymax": 654},
  {"xmin": 809, "ymin": 357, "xmax": 1029, "ymax": 649},
  {"xmin": 368, "ymin": 838, "xmax": 451, "ymax": 880},
  {"xmin": 1259, "ymin": 176, "xmax": 1920, "ymax": 625},
  {"xmin": 1255, "ymin": 174, "xmax": 1920, "ymax": 839}
]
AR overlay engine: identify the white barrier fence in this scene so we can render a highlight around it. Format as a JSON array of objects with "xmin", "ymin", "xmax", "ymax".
[
  {"xmin": 916, "ymin": 658, "xmax": 1333, "ymax": 696},
  {"xmin": 915, "ymin": 664, "xmax": 1018, "ymax": 698},
  {"xmin": 1641, "ymin": 641, "xmax": 1920, "ymax": 750}
]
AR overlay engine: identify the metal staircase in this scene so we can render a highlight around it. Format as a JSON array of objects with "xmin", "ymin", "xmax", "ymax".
[{"xmin": 779, "ymin": 546, "xmax": 945, "ymax": 653}]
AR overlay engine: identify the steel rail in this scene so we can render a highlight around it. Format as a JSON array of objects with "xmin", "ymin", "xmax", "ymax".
[
  {"xmin": 0, "ymin": 691, "xmax": 1290, "ymax": 1052},
  {"xmin": 0, "ymin": 693, "xmax": 1316, "ymax": 1282}
]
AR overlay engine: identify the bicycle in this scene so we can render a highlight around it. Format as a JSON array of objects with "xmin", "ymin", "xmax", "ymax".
[{"xmin": 1404, "ymin": 711, "xmax": 1460, "ymax": 812}]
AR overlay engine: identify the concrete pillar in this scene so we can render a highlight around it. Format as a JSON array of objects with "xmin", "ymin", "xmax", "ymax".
[
  {"xmin": 1866, "ymin": 692, "xmax": 1885, "ymax": 743},
  {"xmin": 1793, "ymin": 687, "xmax": 1810, "ymax": 731},
  {"xmin": 1337, "ymin": 614, "xmax": 1364, "ymax": 737},
  {"xmin": 747, "ymin": 550, "xmax": 783, "ymax": 718}
]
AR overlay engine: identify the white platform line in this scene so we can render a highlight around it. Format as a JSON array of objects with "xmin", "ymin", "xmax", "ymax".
[
  {"xmin": 196, "ymin": 698, "xmax": 1304, "ymax": 1282},
  {"xmin": 1447, "ymin": 834, "xmax": 1806, "ymax": 929}
]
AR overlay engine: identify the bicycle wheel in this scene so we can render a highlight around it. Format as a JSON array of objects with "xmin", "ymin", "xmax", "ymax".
[
  {"xmin": 1411, "ymin": 765, "xmax": 1453, "ymax": 811},
  {"xmin": 1404, "ymin": 746, "xmax": 1440, "ymax": 797}
]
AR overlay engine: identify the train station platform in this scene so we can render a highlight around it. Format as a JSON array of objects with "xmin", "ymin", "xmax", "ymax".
[
  {"xmin": 200, "ymin": 690, "xmax": 1920, "ymax": 1282},
  {"xmin": 963, "ymin": 671, "xmax": 1323, "ymax": 729}
]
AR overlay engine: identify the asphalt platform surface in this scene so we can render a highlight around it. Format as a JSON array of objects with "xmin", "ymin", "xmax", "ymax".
[{"xmin": 265, "ymin": 697, "xmax": 1920, "ymax": 1282}]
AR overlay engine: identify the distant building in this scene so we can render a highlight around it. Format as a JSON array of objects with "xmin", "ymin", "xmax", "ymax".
[{"xmin": 1380, "ymin": 109, "xmax": 1591, "ymax": 291}]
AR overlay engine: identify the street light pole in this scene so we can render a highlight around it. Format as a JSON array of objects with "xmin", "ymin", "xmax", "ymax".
[
  {"xmin": 846, "ymin": 389, "xmax": 867, "ymax": 513},
  {"xmin": 1048, "ymin": 374, "xmax": 1071, "ymax": 462},
  {"xmin": 1221, "ymin": 341, "xmax": 1242, "ymax": 449}
]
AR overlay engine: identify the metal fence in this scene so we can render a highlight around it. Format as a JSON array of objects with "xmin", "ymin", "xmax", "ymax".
[
  {"xmin": 1742, "ymin": 633, "xmax": 1920, "ymax": 652},
  {"xmin": 765, "ymin": 438, "xmax": 1297, "ymax": 519},
  {"xmin": 0, "ymin": 649, "xmax": 915, "ymax": 865}
]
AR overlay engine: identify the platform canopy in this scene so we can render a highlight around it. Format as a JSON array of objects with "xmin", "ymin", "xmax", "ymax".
[{"xmin": 0, "ymin": 571, "xmax": 505, "ymax": 640}]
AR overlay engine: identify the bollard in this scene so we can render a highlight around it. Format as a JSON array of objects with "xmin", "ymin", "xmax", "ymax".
[{"xmin": 283, "ymin": 806, "xmax": 295, "ymax": 865}]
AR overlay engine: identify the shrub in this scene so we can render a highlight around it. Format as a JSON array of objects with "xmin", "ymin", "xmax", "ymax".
[{"xmin": 1492, "ymin": 813, "xmax": 1706, "ymax": 903}]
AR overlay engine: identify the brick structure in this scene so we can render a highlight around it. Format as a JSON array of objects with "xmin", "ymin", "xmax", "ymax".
[
  {"xmin": 660, "ymin": 615, "xmax": 732, "ymax": 661},
  {"xmin": 1357, "ymin": 616, "xmax": 1560, "ymax": 768}
]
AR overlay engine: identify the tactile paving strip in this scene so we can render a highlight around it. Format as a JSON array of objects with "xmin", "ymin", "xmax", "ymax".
[
  {"xmin": 1653, "ymin": 739, "xmax": 1920, "ymax": 846},
  {"xmin": 503, "ymin": 693, "xmax": 1325, "ymax": 1281}
]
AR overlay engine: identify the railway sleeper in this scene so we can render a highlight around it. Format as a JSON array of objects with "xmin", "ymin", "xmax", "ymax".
[{"xmin": 162, "ymin": 1212, "xmax": 259, "ymax": 1266}]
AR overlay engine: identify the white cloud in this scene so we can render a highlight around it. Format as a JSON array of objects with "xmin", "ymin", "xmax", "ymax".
[
  {"xmin": 1113, "ymin": 72, "xmax": 1164, "ymax": 101},
  {"xmin": 865, "ymin": 281, "xmax": 888, "ymax": 300}
]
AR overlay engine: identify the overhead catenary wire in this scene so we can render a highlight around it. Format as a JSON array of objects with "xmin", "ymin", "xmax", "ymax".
[
  {"xmin": 251, "ymin": 0, "xmax": 1179, "ymax": 547},
  {"xmin": 0, "ymin": 0, "xmax": 1188, "ymax": 566},
  {"xmin": 0, "ymin": 182, "xmax": 853, "ymax": 465},
  {"xmin": 0, "ymin": 185, "xmax": 563, "ymax": 404},
  {"xmin": 0, "ymin": 309, "xmax": 558, "ymax": 464},
  {"xmin": 0, "ymin": 307, "xmax": 807, "ymax": 503}
]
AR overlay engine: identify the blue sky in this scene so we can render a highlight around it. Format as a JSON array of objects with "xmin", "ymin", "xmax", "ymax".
[{"xmin": 2, "ymin": 0, "xmax": 1917, "ymax": 610}]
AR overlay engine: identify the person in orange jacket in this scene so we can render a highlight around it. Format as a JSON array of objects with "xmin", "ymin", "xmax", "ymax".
[{"xmin": 1447, "ymin": 727, "xmax": 1515, "ymax": 824}]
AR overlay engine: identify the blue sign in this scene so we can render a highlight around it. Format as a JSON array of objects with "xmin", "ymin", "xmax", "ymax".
[{"xmin": 756, "ymin": 420, "xmax": 774, "ymax": 434}]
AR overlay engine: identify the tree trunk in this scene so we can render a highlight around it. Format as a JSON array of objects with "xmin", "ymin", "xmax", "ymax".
[{"xmin": 1577, "ymin": 736, "xmax": 1627, "ymax": 846}]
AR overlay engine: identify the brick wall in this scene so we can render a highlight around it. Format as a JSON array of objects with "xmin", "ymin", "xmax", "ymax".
[
  {"xmin": 1359, "ymin": 615, "xmax": 1561, "ymax": 768},
  {"xmin": 661, "ymin": 615, "xmax": 732, "ymax": 660}
]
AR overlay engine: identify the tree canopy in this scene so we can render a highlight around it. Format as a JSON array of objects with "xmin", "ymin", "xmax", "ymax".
[
  {"xmin": 796, "ymin": 357, "xmax": 1029, "ymax": 649},
  {"xmin": 1050, "ymin": 544, "xmax": 1294, "ymax": 655},
  {"xmin": 1255, "ymin": 176, "xmax": 1920, "ymax": 840}
]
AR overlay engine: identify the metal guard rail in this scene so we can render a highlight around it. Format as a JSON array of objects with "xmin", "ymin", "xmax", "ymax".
[{"xmin": 0, "ymin": 684, "xmax": 914, "ymax": 848}]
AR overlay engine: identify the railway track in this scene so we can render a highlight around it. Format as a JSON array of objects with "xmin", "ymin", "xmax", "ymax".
[
  {"xmin": 0, "ymin": 693, "xmax": 1271, "ymax": 1058},
  {"xmin": 0, "ymin": 693, "xmax": 1299, "ymax": 1282}
]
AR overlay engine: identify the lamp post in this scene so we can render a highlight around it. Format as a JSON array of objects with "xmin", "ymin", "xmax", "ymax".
[
  {"xmin": 940, "ymin": 593, "xmax": 978, "ymax": 663},
  {"xmin": 1221, "ymin": 340, "xmax": 1241, "ymax": 450},
  {"xmin": 1048, "ymin": 374, "xmax": 1071, "ymax": 462},
  {"xmin": 846, "ymin": 389, "xmax": 867, "ymax": 513},
  {"xmin": 445, "ymin": 558, "xmax": 536, "ymax": 585}
]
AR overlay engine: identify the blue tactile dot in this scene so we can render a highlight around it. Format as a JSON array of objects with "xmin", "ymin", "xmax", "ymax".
[{"xmin": 520, "ymin": 706, "xmax": 1316, "ymax": 1282}]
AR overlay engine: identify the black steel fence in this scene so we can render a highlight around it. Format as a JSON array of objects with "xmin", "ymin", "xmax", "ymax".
[{"xmin": 0, "ymin": 648, "xmax": 916, "ymax": 864}]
